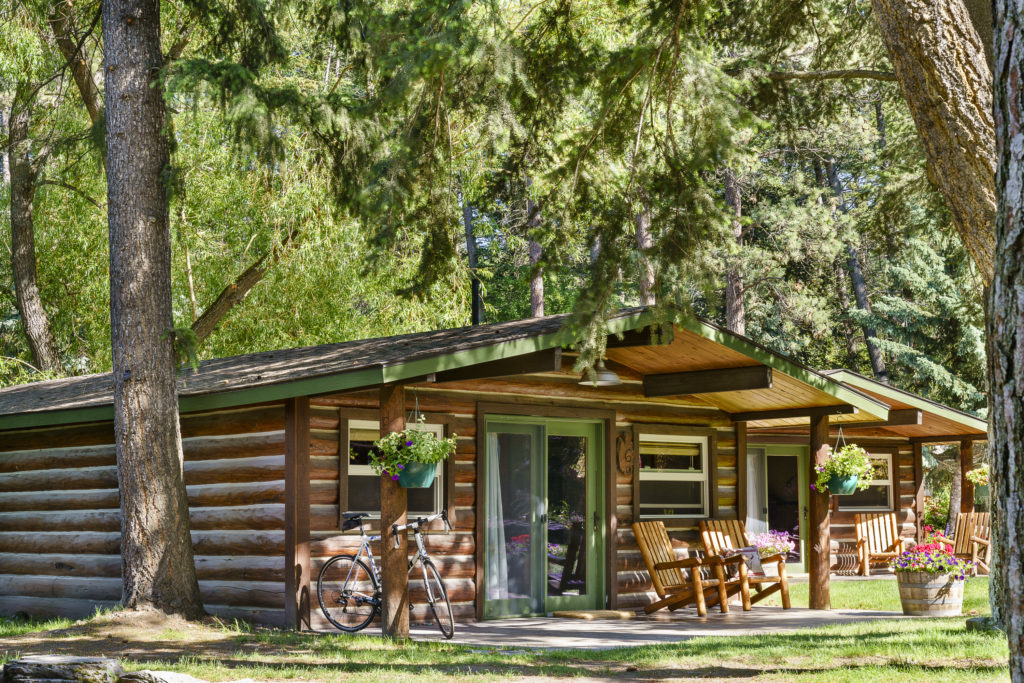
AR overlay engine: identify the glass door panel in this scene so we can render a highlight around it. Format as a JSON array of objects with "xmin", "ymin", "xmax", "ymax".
[
  {"xmin": 546, "ymin": 435, "xmax": 588, "ymax": 599},
  {"xmin": 483, "ymin": 425, "xmax": 543, "ymax": 618}
]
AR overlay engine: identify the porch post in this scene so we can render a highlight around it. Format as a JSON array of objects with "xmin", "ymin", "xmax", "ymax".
[
  {"xmin": 913, "ymin": 441, "xmax": 925, "ymax": 541},
  {"xmin": 379, "ymin": 385, "xmax": 409, "ymax": 639},
  {"xmin": 284, "ymin": 397, "xmax": 311, "ymax": 630},
  {"xmin": 808, "ymin": 413, "xmax": 830, "ymax": 610},
  {"xmin": 960, "ymin": 440, "xmax": 974, "ymax": 513}
]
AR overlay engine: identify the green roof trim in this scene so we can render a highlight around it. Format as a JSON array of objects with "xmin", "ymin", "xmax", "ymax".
[
  {"xmin": 674, "ymin": 318, "xmax": 890, "ymax": 422},
  {"xmin": 823, "ymin": 370, "xmax": 987, "ymax": 434},
  {"xmin": 0, "ymin": 405, "xmax": 116, "ymax": 431}
]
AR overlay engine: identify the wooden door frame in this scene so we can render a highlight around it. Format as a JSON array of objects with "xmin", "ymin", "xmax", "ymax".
[{"xmin": 475, "ymin": 402, "xmax": 616, "ymax": 619}]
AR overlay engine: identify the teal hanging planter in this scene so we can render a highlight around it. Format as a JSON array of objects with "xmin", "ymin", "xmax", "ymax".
[
  {"xmin": 827, "ymin": 474, "xmax": 860, "ymax": 495},
  {"xmin": 398, "ymin": 461, "xmax": 438, "ymax": 488}
]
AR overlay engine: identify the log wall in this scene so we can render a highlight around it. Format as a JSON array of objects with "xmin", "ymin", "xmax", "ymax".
[{"xmin": 0, "ymin": 404, "xmax": 290, "ymax": 626}]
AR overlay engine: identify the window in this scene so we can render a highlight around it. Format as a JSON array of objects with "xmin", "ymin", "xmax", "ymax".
[
  {"xmin": 346, "ymin": 419, "xmax": 445, "ymax": 517},
  {"xmin": 637, "ymin": 434, "xmax": 709, "ymax": 518},
  {"xmin": 838, "ymin": 452, "xmax": 893, "ymax": 511}
]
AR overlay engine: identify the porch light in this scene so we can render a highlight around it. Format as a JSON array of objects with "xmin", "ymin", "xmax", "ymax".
[{"xmin": 579, "ymin": 359, "xmax": 621, "ymax": 387}]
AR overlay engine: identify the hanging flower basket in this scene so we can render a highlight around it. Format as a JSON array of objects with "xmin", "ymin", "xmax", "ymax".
[
  {"xmin": 366, "ymin": 417, "xmax": 457, "ymax": 489},
  {"xmin": 813, "ymin": 443, "xmax": 873, "ymax": 495},
  {"xmin": 397, "ymin": 461, "xmax": 438, "ymax": 488},
  {"xmin": 826, "ymin": 474, "xmax": 860, "ymax": 495}
]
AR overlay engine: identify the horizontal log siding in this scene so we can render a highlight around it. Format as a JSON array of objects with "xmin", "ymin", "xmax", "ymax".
[{"xmin": 0, "ymin": 404, "xmax": 289, "ymax": 626}]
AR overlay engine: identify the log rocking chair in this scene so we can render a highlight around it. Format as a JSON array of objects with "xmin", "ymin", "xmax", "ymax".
[{"xmin": 699, "ymin": 519, "xmax": 792, "ymax": 609}]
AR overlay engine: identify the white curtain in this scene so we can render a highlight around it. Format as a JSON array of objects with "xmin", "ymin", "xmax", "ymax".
[{"xmin": 485, "ymin": 432, "xmax": 509, "ymax": 600}]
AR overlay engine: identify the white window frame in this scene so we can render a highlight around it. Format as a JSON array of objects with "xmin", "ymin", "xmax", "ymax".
[
  {"xmin": 348, "ymin": 419, "xmax": 445, "ymax": 517},
  {"xmin": 838, "ymin": 452, "xmax": 894, "ymax": 512},
  {"xmin": 637, "ymin": 433, "xmax": 709, "ymax": 519}
]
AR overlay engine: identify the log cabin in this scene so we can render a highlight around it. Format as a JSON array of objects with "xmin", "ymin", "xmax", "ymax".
[{"xmin": 0, "ymin": 308, "xmax": 987, "ymax": 628}]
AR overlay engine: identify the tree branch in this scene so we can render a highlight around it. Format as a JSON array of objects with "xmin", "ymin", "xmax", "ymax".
[
  {"xmin": 728, "ymin": 68, "xmax": 898, "ymax": 82},
  {"xmin": 37, "ymin": 178, "xmax": 103, "ymax": 209}
]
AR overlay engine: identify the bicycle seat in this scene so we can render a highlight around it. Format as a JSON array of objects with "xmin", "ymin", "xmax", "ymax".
[{"xmin": 342, "ymin": 511, "xmax": 369, "ymax": 531}]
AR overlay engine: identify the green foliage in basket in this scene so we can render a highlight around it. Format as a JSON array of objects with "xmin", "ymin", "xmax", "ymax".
[
  {"xmin": 368, "ymin": 418, "xmax": 457, "ymax": 480},
  {"xmin": 813, "ymin": 443, "xmax": 873, "ymax": 493},
  {"xmin": 965, "ymin": 463, "xmax": 989, "ymax": 487}
]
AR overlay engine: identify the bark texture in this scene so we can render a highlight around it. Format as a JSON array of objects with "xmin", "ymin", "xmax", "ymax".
[
  {"xmin": 723, "ymin": 169, "xmax": 745, "ymax": 334},
  {"xmin": 526, "ymin": 198, "xmax": 544, "ymax": 317},
  {"xmin": 102, "ymin": 0, "xmax": 204, "ymax": 617},
  {"xmin": 49, "ymin": 0, "xmax": 102, "ymax": 126},
  {"xmin": 8, "ymin": 94, "xmax": 62, "ymax": 373},
  {"xmin": 991, "ymin": 0, "xmax": 1024, "ymax": 671},
  {"xmin": 872, "ymin": 0, "xmax": 996, "ymax": 283},
  {"xmin": 462, "ymin": 201, "xmax": 482, "ymax": 324},
  {"xmin": 635, "ymin": 208, "xmax": 656, "ymax": 307}
]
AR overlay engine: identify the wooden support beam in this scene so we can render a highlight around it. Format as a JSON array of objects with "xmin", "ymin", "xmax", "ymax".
[
  {"xmin": 605, "ymin": 324, "xmax": 673, "ymax": 348},
  {"xmin": 808, "ymin": 413, "xmax": 830, "ymax": 610},
  {"xmin": 379, "ymin": 385, "xmax": 409, "ymax": 639},
  {"xmin": 913, "ymin": 441, "xmax": 924, "ymax": 542},
  {"xmin": 960, "ymin": 440, "xmax": 974, "ymax": 514},
  {"xmin": 736, "ymin": 422, "xmax": 748, "ymax": 523},
  {"xmin": 284, "ymin": 397, "xmax": 311, "ymax": 630},
  {"xmin": 434, "ymin": 348, "xmax": 562, "ymax": 383},
  {"xmin": 730, "ymin": 404, "xmax": 856, "ymax": 423},
  {"xmin": 644, "ymin": 365, "xmax": 772, "ymax": 397},
  {"xmin": 910, "ymin": 433, "xmax": 988, "ymax": 444},
  {"xmin": 837, "ymin": 409, "xmax": 922, "ymax": 430}
]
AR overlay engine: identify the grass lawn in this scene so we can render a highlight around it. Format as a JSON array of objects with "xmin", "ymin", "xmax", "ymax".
[{"xmin": 0, "ymin": 577, "xmax": 1008, "ymax": 682}]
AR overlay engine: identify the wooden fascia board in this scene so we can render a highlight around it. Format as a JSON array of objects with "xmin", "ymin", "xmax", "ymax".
[
  {"xmin": 826, "ymin": 370, "xmax": 988, "ymax": 434},
  {"xmin": 910, "ymin": 433, "xmax": 990, "ymax": 444},
  {"xmin": 675, "ymin": 318, "xmax": 889, "ymax": 421},
  {"xmin": 643, "ymin": 365, "xmax": 772, "ymax": 397}
]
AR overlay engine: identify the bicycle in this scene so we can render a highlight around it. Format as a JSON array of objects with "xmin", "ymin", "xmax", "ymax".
[{"xmin": 316, "ymin": 509, "xmax": 455, "ymax": 639}]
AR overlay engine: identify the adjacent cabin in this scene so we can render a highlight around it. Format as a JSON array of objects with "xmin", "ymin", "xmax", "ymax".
[{"xmin": 0, "ymin": 309, "xmax": 987, "ymax": 627}]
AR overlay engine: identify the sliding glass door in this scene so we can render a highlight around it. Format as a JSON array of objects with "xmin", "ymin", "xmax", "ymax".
[{"xmin": 483, "ymin": 417, "xmax": 604, "ymax": 618}]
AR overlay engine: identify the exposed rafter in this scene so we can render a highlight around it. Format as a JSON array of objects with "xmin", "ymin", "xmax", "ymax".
[{"xmin": 730, "ymin": 405, "xmax": 857, "ymax": 423}]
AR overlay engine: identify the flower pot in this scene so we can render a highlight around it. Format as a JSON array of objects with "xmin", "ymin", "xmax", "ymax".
[
  {"xmin": 397, "ymin": 461, "xmax": 438, "ymax": 488},
  {"xmin": 827, "ymin": 474, "xmax": 859, "ymax": 495},
  {"xmin": 895, "ymin": 571, "xmax": 964, "ymax": 616}
]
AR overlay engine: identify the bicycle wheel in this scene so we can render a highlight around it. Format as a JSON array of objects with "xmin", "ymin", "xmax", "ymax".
[
  {"xmin": 421, "ymin": 558, "xmax": 454, "ymax": 639},
  {"xmin": 318, "ymin": 554, "xmax": 379, "ymax": 632}
]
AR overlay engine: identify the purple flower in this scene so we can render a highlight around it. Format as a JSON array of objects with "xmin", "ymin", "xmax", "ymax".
[
  {"xmin": 810, "ymin": 484, "xmax": 817, "ymax": 491},
  {"xmin": 397, "ymin": 464, "xmax": 405, "ymax": 469},
  {"xmin": 406, "ymin": 440, "xmax": 414, "ymax": 447},
  {"xmin": 392, "ymin": 474, "xmax": 400, "ymax": 481}
]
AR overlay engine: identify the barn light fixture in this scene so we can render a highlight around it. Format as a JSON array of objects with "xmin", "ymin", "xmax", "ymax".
[{"xmin": 578, "ymin": 358, "xmax": 621, "ymax": 387}]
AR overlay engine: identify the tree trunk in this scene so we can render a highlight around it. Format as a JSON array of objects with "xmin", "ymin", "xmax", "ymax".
[
  {"xmin": 991, "ymin": 1, "xmax": 1024, "ymax": 670},
  {"xmin": 8, "ymin": 95, "xmax": 62, "ymax": 373},
  {"xmin": 102, "ymin": 0, "xmax": 204, "ymax": 618},
  {"xmin": 48, "ymin": 0, "xmax": 102, "ymax": 126},
  {"xmin": 872, "ymin": 0, "xmax": 996, "ymax": 284},
  {"xmin": 526, "ymin": 198, "xmax": 543, "ymax": 317},
  {"xmin": 634, "ymin": 209, "xmax": 656, "ymax": 307},
  {"xmin": 462, "ymin": 200, "xmax": 482, "ymax": 324},
  {"xmin": 845, "ymin": 244, "xmax": 889, "ymax": 383},
  {"xmin": 835, "ymin": 264, "xmax": 860, "ymax": 369},
  {"xmin": 0, "ymin": 104, "xmax": 9, "ymax": 185},
  {"xmin": 723, "ymin": 168, "xmax": 745, "ymax": 334}
]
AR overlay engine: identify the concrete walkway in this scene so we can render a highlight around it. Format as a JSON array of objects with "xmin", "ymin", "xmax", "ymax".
[{"xmin": 386, "ymin": 607, "xmax": 906, "ymax": 650}]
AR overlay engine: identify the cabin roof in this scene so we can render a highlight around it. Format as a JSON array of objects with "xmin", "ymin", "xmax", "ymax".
[{"xmin": 0, "ymin": 308, "xmax": 951, "ymax": 433}]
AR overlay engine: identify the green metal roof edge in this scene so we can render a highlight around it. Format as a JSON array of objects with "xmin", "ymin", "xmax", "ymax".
[
  {"xmin": 675, "ymin": 318, "xmax": 890, "ymax": 421},
  {"xmin": 0, "ymin": 311, "xmax": 652, "ymax": 433},
  {"xmin": 824, "ymin": 370, "xmax": 987, "ymax": 433}
]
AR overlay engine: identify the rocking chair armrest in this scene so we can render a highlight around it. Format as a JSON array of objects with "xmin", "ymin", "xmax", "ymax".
[
  {"xmin": 653, "ymin": 557, "xmax": 701, "ymax": 571},
  {"xmin": 932, "ymin": 533, "xmax": 955, "ymax": 545},
  {"xmin": 704, "ymin": 554, "xmax": 744, "ymax": 566},
  {"xmin": 759, "ymin": 553, "xmax": 786, "ymax": 565},
  {"xmin": 970, "ymin": 535, "xmax": 990, "ymax": 547}
]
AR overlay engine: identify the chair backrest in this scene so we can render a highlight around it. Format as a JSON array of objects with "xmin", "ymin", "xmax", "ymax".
[
  {"xmin": 950, "ymin": 512, "xmax": 991, "ymax": 555},
  {"xmin": 699, "ymin": 519, "xmax": 750, "ymax": 558},
  {"xmin": 854, "ymin": 512, "xmax": 902, "ymax": 553},
  {"xmin": 633, "ymin": 520, "xmax": 688, "ymax": 598}
]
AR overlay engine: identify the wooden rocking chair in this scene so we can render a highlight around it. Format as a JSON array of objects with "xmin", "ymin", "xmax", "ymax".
[
  {"xmin": 699, "ymin": 519, "xmax": 791, "ymax": 609},
  {"xmin": 633, "ymin": 520, "xmax": 751, "ymax": 616},
  {"xmin": 854, "ymin": 512, "xmax": 910, "ymax": 576},
  {"xmin": 934, "ymin": 512, "xmax": 991, "ymax": 575}
]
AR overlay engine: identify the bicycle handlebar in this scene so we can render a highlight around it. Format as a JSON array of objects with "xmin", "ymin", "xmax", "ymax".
[{"xmin": 391, "ymin": 510, "xmax": 451, "ymax": 547}]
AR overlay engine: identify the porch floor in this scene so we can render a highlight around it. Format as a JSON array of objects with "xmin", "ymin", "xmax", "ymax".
[{"xmin": 358, "ymin": 606, "xmax": 906, "ymax": 649}]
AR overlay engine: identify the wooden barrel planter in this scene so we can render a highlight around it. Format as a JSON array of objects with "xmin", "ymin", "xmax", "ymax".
[{"xmin": 895, "ymin": 572, "xmax": 964, "ymax": 616}]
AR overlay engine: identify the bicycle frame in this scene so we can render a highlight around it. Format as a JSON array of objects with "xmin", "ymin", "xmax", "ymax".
[{"xmin": 347, "ymin": 511, "xmax": 445, "ymax": 602}]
